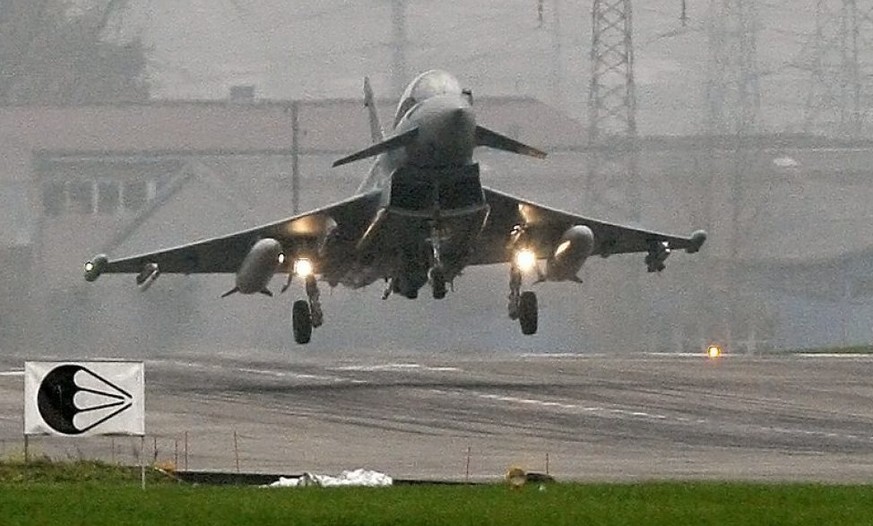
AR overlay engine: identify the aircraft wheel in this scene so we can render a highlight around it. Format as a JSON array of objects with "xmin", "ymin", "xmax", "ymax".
[
  {"xmin": 292, "ymin": 300, "xmax": 313, "ymax": 344},
  {"xmin": 431, "ymin": 269, "xmax": 447, "ymax": 299},
  {"xmin": 519, "ymin": 291, "xmax": 538, "ymax": 335}
]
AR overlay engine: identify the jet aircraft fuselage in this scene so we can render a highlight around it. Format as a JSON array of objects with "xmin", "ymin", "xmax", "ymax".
[{"xmin": 325, "ymin": 70, "xmax": 494, "ymax": 299}]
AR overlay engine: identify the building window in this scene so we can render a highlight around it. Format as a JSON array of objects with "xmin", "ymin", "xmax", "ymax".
[
  {"xmin": 68, "ymin": 181, "xmax": 95, "ymax": 214},
  {"xmin": 43, "ymin": 182, "xmax": 65, "ymax": 216},
  {"xmin": 97, "ymin": 181, "xmax": 120, "ymax": 214},
  {"xmin": 37, "ymin": 155, "xmax": 181, "ymax": 217},
  {"xmin": 122, "ymin": 180, "xmax": 148, "ymax": 211}
]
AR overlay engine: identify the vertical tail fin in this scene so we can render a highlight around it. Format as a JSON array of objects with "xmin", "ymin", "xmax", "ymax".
[
  {"xmin": 354, "ymin": 76, "xmax": 390, "ymax": 194},
  {"xmin": 363, "ymin": 76, "xmax": 384, "ymax": 143}
]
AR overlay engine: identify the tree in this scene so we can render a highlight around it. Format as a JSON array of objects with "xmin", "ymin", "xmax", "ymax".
[{"xmin": 0, "ymin": 0, "xmax": 148, "ymax": 104}]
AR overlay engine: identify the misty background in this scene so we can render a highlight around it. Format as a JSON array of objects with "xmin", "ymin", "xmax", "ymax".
[{"xmin": 1, "ymin": 0, "xmax": 872, "ymax": 357}]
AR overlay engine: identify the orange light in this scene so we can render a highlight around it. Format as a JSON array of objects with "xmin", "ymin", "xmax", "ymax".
[{"xmin": 707, "ymin": 345, "xmax": 722, "ymax": 359}]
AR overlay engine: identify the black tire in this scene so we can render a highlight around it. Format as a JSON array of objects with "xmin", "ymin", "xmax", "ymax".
[
  {"xmin": 519, "ymin": 291, "xmax": 538, "ymax": 335},
  {"xmin": 431, "ymin": 269, "xmax": 447, "ymax": 299},
  {"xmin": 292, "ymin": 300, "xmax": 313, "ymax": 344}
]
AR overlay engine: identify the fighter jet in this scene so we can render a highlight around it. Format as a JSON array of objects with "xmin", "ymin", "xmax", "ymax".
[{"xmin": 84, "ymin": 70, "xmax": 706, "ymax": 344}]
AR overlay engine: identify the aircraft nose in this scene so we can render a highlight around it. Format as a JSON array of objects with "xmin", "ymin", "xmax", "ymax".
[
  {"xmin": 435, "ymin": 105, "xmax": 475, "ymax": 143},
  {"xmin": 451, "ymin": 106, "xmax": 472, "ymax": 122},
  {"xmin": 408, "ymin": 97, "xmax": 477, "ymax": 167},
  {"xmin": 450, "ymin": 106, "xmax": 475, "ymax": 132},
  {"xmin": 436, "ymin": 106, "xmax": 476, "ymax": 160}
]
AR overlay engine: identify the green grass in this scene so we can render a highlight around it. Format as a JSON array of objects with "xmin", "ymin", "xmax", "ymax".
[
  {"xmin": 0, "ymin": 457, "xmax": 172, "ymax": 485},
  {"xmin": 1, "ymin": 481, "xmax": 873, "ymax": 526},
  {"xmin": 1, "ymin": 461, "xmax": 872, "ymax": 525}
]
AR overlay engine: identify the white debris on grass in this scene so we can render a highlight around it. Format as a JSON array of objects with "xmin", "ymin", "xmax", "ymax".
[{"xmin": 266, "ymin": 469, "xmax": 392, "ymax": 488}]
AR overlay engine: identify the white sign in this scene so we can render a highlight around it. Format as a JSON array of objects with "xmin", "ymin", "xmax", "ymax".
[{"xmin": 24, "ymin": 361, "xmax": 144, "ymax": 437}]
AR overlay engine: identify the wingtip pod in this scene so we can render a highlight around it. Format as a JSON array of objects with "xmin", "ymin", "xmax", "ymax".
[
  {"xmin": 686, "ymin": 230, "xmax": 707, "ymax": 253},
  {"xmin": 83, "ymin": 254, "xmax": 108, "ymax": 282}
]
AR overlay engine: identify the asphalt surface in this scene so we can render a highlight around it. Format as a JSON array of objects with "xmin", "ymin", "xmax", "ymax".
[{"xmin": 2, "ymin": 350, "xmax": 873, "ymax": 483}]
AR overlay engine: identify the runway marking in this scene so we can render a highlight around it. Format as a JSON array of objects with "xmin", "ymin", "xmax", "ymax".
[
  {"xmin": 148, "ymin": 359, "xmax": 361, "ymax": 384},
  {"xmin": 645, "ymin": 353, "xmax": 716, "ymax": 358},
  {"xmin": 0, "ymin": 371, "xmax": 23, "ymax": 377},
  {"xmin": 796, "ymin": 353, "xmax": 873, "ymax": 359},
  {"xmin": 520, "ymin": 353, "xmax": 595, "ymax": 359},
  {"xmin": 149, "ymin": 359, "xmax": 227, "ymax": 371},
  {"xmin": 433, "ymin": 388, "xmax": 873, "ymax": 446},
  {"xmin": 237, "ymin": 367, "xmax": 347, "ymax": 383},
  {"xmin": 332, "ymin": 363, "xmax": 461, "ymax": 373}
]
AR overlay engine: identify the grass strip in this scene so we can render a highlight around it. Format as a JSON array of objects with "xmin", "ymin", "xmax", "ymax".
[{"xmin": 1, "ymin": 481, "xmax": 873, "ymax": 526}]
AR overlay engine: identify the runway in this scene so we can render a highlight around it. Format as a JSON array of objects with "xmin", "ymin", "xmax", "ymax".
[{"xmin": 2, "ymin": 350, "xmax": 873, "ymax": 482}]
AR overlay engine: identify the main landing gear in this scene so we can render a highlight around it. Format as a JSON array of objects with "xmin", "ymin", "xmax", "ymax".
[
  {"xmin": 508, "ymin": 265, "xmax": 538, "ymax": 335},
  {"xmin": 289, "ymin": 273, "xmax": 323, "ymax": 345}
]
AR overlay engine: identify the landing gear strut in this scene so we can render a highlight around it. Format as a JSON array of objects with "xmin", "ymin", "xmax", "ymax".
[
  {"xmin": 508, "ymin": 264, "xmax": 538, "ymax": 335},
  {"xmin": 508, "ymin": 266, "xmax": 522, "ymax": 320},
  {"xmin": 428, "ymin": 223, "xmax": 448, "ymax": 300},
  {"xmin": 306, "ymin": 275, "xmax": 323, "ymax": 328}
]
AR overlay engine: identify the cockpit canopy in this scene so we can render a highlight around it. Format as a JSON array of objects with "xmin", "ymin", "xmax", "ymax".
[{"xmin": 393, "ymin": 70, "xmax": 463, "ymax": 127}]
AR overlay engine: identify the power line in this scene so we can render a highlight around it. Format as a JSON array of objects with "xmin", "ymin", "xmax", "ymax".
[
  {"xmin": 586, "ymin": 0, "xmax": 639, "ymax": 220},
  {"xmin": 802, "ymin": 0, "xmax": 873, "ymax": 139},
  {"xmin": 706, "ymin": 0, "xmax": 760, "ymax": 136}
]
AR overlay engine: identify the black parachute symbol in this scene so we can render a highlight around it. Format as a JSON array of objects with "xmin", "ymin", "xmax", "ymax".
[{"xmin": 37, "ymin": 365, "xmax": 133, "ymax": 435}]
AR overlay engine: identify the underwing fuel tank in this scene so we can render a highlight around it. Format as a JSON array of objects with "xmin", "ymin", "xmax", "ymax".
[
  {"xmin": 545, "ymin": 226, "xmax": 595, "ymax": 282},
  {"xmin": 235, "ymin": 238, "xmax": 284, "ymax": 294}
]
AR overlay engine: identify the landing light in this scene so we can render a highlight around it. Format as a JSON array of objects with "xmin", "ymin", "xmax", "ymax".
[
  {"xmin": 514, "ymin": 249, "xmax": 537, "ymax": 273},
  {"xmin": 84, "ymin": 262, "xmax": 94, "ymax": 272},
  {"xmin": 707, "ymin": 344, "xmax": 722, "ymax": 359},
  {"xmin": 278, "ymin": 253, "xmax": 286, "ymax": 265},
  {"xmin": 294, "ymin": 258, "xmax": 313, "ymax": 277}
]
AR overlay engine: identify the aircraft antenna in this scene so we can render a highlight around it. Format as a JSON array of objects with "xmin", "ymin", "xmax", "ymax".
[{"xmin": 801, "ymin": 0, "xmax": 873, "ymax": 139}]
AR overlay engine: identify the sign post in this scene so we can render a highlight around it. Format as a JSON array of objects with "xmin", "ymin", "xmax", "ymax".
[{"xmin": 24, "ymin": 361, "xmax": 145, "ymax": 486}]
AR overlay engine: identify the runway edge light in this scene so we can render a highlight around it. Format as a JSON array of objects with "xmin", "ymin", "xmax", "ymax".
[{"xmin": 707, "ymin": 344, "xmax": 723, "ymax": 359}]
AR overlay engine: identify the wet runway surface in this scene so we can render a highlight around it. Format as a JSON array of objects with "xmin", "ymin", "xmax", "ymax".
[{"xmin": 3, "ymin": 350, "xmax": 873, "ymax": 482}]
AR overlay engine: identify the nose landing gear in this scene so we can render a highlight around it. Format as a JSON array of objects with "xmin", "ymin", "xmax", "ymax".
[{"xmin": 428, "ymin": 223, "xmax": 449, "ymax": 300}]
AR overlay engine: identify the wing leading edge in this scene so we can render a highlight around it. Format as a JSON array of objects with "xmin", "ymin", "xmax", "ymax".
[
  {"xmin": 85, "ymin": 191, "xmax": 382, "ymax": 277},
  {"xmin": 469, "ymin": 187, "xmax": 706, "ymax": 267}
]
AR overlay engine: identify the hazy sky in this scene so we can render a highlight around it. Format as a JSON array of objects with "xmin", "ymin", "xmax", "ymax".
[{"xmin": 106, "ymin": 0, "xmax": 842, "ymax": 136}]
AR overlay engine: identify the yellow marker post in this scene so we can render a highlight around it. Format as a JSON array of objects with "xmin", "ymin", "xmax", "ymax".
[{"xmin": 506, "ymin": 467, "xmax": 526, "ymax": 489}]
